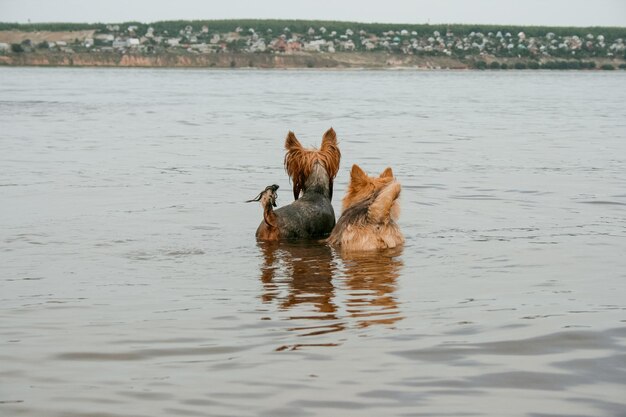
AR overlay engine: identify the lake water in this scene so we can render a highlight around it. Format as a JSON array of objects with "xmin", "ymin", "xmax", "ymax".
[{"xmin": 1, "ymin": 67, "xmax": 625, "ymax": 417}]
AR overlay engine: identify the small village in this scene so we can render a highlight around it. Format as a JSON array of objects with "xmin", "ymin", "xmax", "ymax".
[{"xmin": 2, "ymin": 22, "xmax": 625, "ymax": 62}]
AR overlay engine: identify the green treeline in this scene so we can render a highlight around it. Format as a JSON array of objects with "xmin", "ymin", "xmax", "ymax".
[{"xmin": 1, "ymin": 19, "xmax": 625, "ymax": 41}]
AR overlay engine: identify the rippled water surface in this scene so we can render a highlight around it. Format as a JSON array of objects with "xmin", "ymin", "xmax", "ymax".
[{"xmin": 1, "ymin": 67, "xmax": 625, "ymax": 417}]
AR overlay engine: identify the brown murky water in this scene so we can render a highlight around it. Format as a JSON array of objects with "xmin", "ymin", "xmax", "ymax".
[{"xmin": 1, "ymin": 68, "xmax": 625, "ymax": 417}]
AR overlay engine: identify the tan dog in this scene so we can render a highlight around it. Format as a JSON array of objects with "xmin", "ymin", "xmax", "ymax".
[
  {"xmin": 341, "ymin": 164, "xmax": 400, "ymax": 220},
  {"xmin": 327, "ymin": 164, "xmax": 404, "ymax": 251}
]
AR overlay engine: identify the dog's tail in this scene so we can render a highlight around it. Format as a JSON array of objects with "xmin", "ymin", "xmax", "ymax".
[
  {"xmin": 367, "ymin": 182, "xmax": 401, "ymax": 224},
  {"xmin": 246, "ymin": 184, "xmax": 279, "ymax": 207}
]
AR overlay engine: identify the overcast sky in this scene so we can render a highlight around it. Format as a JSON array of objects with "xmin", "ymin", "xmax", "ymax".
[{"xmin": 1, "ymin": 0, "xmax": 625, "ymax": 27}]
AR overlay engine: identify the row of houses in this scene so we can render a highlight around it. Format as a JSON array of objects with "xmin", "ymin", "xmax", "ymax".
[
  {"xmin": 92, "ymin": 24, "xmax": 626, "ymax": 57},
  {"xmin": 4, "ymin": 24, "xmax": 625, "ymax": 59}
]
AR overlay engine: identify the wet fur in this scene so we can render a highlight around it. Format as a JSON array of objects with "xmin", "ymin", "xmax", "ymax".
[
  {"xmin": 342, "ymin": 164, "xmax": 400, "ymax": 220},
  {"xmin": 252, "ymin": 186, "xmax": 280, "ymax": 241},
  {"xmin": 255, "ymin": 128, "xmax": 341, "ymax": 241},
  {"xmin": 284, "ymin": 128, "xmax": 340, "ymax": 201},
  {"xmin": 328, "ymin": 165, "xmax": 404, "ymax": 251}
]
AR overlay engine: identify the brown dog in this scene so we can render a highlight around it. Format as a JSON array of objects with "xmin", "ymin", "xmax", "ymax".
[
  {"xmin": 327, "ymin": 164, "xmax": 404, "ymax": 251},
  {"xmin": 251, "ymin": 129, "xmax": 341, "ymax": 240}
]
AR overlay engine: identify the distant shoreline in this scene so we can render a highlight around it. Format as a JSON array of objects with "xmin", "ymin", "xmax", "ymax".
[
  {"xmin": 2, "ymin": 19, "xmax": 625, "ymax": 70},
  {"xmin": 1, "ymin": 51, "xmax": 625, "ymax": 70}
]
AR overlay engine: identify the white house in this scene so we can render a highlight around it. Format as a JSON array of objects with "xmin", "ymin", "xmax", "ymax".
[
  {"xmin": 341, "ymin": 39, "xmax": 356, "ymax": 51},
  {"xmin": 304, "ymin": 39, "xmax": 326, "ymax": 52},
  {"xmin": 191, "ymin": 43, "xmax": 210, "ymax": 53},
  {"xmin": 95, "ymin": 34, "xmax": 114, "ymax": 42},
  {"xmin": 209, "ymin": 34, "xmax": 220, "ymax": 44},
  {"xmin": 250, "ymin": 40, "xmax": 266, "ymax": 52}
]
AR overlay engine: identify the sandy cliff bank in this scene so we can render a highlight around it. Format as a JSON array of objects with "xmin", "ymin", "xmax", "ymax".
[{"xmin": 1, "ymin": 51, "xmax": 624, "ymax": 69}]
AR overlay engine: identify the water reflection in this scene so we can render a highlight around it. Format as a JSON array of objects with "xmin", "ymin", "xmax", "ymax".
[
  {"xmin": 258, "ymin": 241, "xmax": 404, "ymax": 345},
  {"xmin": 341, "ymin": 249, "xmax": 404, "ymax": 328}
]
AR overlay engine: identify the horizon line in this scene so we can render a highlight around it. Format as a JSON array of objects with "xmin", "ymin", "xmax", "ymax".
[{"xmin": 1, "ymin": 18, "xmax": 625, "ymax": 30}]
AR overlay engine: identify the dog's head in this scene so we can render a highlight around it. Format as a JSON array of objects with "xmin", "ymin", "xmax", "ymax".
[
  {"xmin": 284, "ymin": 128, "xmax": 341, "ymax": 200},
  {"xmin": 342, "ymin": 164, "xmax": 396, "ymax": 212},
  {"xmin": 328, "ymin": 180, "xmax": 403, "ymax": 250}
]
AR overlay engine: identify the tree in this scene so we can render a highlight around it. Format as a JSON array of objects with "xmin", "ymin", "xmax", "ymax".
[{"xmin": 474, "ymin": 60, "xmax": 487, "ymax": 69}]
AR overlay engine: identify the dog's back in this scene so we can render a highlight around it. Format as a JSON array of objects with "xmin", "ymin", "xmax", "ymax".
[
  {"xmin": 273, "ymin": 192, "xmax": 336, "ymax": 239},
  {"xmin": 254, "ymin": 129, "xmax": 341, "ymax": 241}
]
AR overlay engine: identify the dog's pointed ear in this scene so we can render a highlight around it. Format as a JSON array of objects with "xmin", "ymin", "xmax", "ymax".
[
  {"xmin": 368, "ymin": 182, "xmax": 401, "ymax": 223},
  {"xmin": 284, "ymin": 131, "xmax": 305, "ymax": 200},
  {"xmin": 285, "ymin": 131, "xmax": 302, "ymax": 151},
  {"xmin": 380, "ymin": 167, "xmax": 394, "ymax": 179},
  {"xmin": 320, "ymin": 128, "xmax": 341, "ymax": 200},
  {"xmin": 320, "ymin": 128, "xmax": 337, "ymax": 150},
  {"xmin": 350, "ymin": 164, "xmax": 368, "ymax": 187}
]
